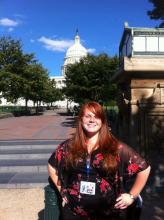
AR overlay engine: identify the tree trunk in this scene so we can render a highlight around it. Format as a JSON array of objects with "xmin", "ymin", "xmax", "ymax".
[
  {"xmin": 25, "ymin": 99, "xmax": 28, "ymax": 111},
  {"xmin": 36, "ymin": 101, "xmax": 39, "ymax": 114}
]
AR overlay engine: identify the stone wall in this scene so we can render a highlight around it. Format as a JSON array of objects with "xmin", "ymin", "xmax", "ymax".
[{"xmin": 116, "ymin": 79, "xmax": 164, "ymax": 192}]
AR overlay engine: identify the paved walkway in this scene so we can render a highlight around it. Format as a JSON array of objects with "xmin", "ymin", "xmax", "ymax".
[
  {"xmin": 0, "ymin": 109, "xmax": 163, "ymax": 220},
  {"xmin": 0, "ymin": 109, "xmax": 76, "ymax": 141}
]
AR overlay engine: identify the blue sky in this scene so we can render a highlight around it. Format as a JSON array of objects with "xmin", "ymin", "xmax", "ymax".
[{"xmin": 0, "ymin": 0, "xmax": 159, "ymax": 77}]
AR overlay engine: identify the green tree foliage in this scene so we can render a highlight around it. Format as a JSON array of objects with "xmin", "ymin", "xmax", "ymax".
[
  {"xmin": 23, "ymin": 63, "xmax": 49, "ymax": 106},
  {"xmin": 0, "ymin": 36, "xmax": 61, "ymax": 108},
  {"xmin": 147, "ymin": 0, "xmax": 164, "ymax": 27},
  {"xmin": 0, "ymin": 36, "xmax": 35, "ymax": 103},
  {"xmin": 42, "ymin": 79, "xmax": 63, "ymax": 106},
  {"xmin": 64, "ymin": 53, "xmax": 119, "ymax": 105}
]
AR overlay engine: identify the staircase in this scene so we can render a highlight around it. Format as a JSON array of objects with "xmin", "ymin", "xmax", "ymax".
[{"xmin": 0, "ymin": 140, "xmax": 61, "ymax": 188}]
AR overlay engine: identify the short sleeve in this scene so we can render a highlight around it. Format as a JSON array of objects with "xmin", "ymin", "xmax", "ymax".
[
  {"xmin": 119, "ymin": 143, "xmax": 149, "ymax": 180},
  {"xmin": 48, "ymin": 144, "xmax": 64, "ymax": 170},
  {"xmin": 48, "ymin": 141, "xmax": 68, "ymax": 186}
]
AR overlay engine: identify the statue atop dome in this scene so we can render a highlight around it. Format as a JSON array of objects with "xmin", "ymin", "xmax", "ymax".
[{"xmin": 75, "ymin": 28, "xmax": 80, "ymax": 44}]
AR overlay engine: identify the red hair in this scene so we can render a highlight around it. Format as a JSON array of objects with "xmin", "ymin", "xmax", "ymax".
[{"xmin": 66, "ymin": 101, "xmax": 119, "ymax": 173}]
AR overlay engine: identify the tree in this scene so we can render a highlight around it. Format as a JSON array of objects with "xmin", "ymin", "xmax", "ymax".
[
  {"xmin": 24, "ymin": 63, "xmax": 49, "ymax": 105},
  {"xmin": 0, "ymin": 71, "xmax": 25, "ymax": 103},
  {"xmin": 42, "ymin": 79, "xmax": 63, "ymax": 106},
  {"xmin": 0, "ymin": 36, "xmax": 35, "ymax": 103},
  {"xmin": 0, "ymin": 36, "xmax": 62, "ymax": 109},
  {"xmin": 64, "ymin": 53, "xmax": 119, "ymax": 105},
  {"xmin": 147, "ymin": 0, "xmax": 164, "ymax": 27}
]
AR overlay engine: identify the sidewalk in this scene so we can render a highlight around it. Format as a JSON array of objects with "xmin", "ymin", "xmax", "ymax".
[
  {"xmin": 141, "ymin": 193, "xmax": 164, "ymax": 220},
  {"xmin": 0, "ymin": 109, "xmax": 75, "ymax": 140},
  {"xmin": 0, "ymin": 188, "xmax": 44, "ymax": 220}
]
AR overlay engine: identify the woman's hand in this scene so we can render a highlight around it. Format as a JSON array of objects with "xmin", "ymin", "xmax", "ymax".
[
  {"xmin": 62, "ymin": 196, "xmax": 68, "ymax": 207},
  {"xmin": 114, "ymin": 166, "xmax": 150, "ymax": 210},
  {"xmin": 114, "ymin": 193, "xmax": 134, "ymax": 209}
]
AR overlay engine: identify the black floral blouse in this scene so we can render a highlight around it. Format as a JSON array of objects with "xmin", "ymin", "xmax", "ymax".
[{"xmin": 48, "ymin": 140, "xmax": 149, "ymax": 218}]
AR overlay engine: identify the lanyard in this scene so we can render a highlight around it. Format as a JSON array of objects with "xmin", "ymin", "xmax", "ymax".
[{"xmin": 86, "ymin": 155, "xmax": 91, "ymax": 179}]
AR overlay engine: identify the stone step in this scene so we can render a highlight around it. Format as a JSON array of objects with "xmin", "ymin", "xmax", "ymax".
[
  {"xmin": 0, "ymin": 153, "xmax": 51, "ymax": 160},
  {"xmin": 0, "ymin": 140, "xmax": 62, "ymax": 146},
  {"xmin": 0, "ymin": 159, "xmax": 48, "ymax": 173},
  {"xmin": 0, "ymin": 140, "xmax": 60, "ymax": 188},
  {"xmin": 0, "ymin": 165, "xmax": 47, "ymax": 173},
  {"xmin": 0, "ymin": 148, "xmax": 55, "ymax": 154},
  {"xmin": 0, "ymin": 172, "xmax": 49, "ymax": 188},
  {"xmin": 0, "ymin": 144, "xmax": 56, "ymax": 150}
]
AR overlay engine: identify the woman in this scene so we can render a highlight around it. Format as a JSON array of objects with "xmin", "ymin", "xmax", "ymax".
[{"xmin": 48, "ymin": 101, "xmax": 150, "ymax": 220}]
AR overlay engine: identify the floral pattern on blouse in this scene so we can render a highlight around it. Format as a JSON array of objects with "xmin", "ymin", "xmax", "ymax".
[
  {"xmin": 93, "ymin": 153, "xmax": 103, "ymax": 167},
  {"xmin": 74, "ymin": 206, "xmax": 88, "ymax": 216},
  {"xmin": 68, "ymin": 180, "xmax": 80, "ymax": 196},
  {"xmin": 99, "ymin": 178, "xmax": 111, "ymax": 193},
  {"xmin": 48, "ymin": 140, "xmax": 149, "ymax": 218},
  {"xmin": 127, "ymin": 163, "xmax": 140, "ymax": 175}
]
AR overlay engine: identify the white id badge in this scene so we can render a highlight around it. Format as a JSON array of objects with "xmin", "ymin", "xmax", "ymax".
[{"xmin": 80, "ymin": 181, "xmax": 96, "ymax": 195}]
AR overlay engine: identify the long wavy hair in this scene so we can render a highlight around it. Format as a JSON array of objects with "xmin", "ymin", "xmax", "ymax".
[{"xmin": 66, "ymin": 101, "xmax": 119, "ymax": 173}]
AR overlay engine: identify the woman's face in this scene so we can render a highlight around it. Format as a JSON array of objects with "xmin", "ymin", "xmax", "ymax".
[{"xmin": 81, "ymin": 109, "xmax": 102, "ymax": 136}]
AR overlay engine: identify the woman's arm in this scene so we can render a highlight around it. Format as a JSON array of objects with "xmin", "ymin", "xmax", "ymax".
[
  {"xmin": 115, "ymin": 165, "xmax": 151, "ymax": 209},
  {"xmin": 129, "ymin": 165, "xmax": 151, "ymax": 197},
  {"xmin": 48, "ymin": 163, "xmax": 68, "ymax": 206},
  {"xmin": 48, "ymin": 163, "xmax": 61, "ymax": 192}
]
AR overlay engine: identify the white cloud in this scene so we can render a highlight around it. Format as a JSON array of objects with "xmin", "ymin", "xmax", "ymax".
[
  {"xmin": 0, "ymin": 18, "xmax": 19, "ymax": 27},
  {"xmin": 38, "ymin": 36, "xmax": 74, "ymax": 52},
  {"xmin": 30, "ymin": 39, "xmax": 35, "ymax": 43},
  {"xmin": 87, "ymin": 48, "xmax": 96, "ymax": 54}
]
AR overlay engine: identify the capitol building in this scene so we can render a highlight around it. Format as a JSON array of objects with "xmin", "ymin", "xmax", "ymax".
[
  {"xmin": 0, "ymin": 31, "xmax": 87, "ymax": 108},
  {"xmin": 51, "ymin": 31, "xmax": 87, "ymax": 108}
]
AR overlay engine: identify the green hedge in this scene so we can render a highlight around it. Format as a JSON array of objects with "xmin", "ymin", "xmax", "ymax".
[{"xmin": 0, "ymin": 106, "xmax": 46, "ymax": 116}]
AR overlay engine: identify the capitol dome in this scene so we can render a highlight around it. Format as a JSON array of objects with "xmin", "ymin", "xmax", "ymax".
[{"xmin": 62, "ymin": 31, "xmax": 87, "ymax": 75}]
